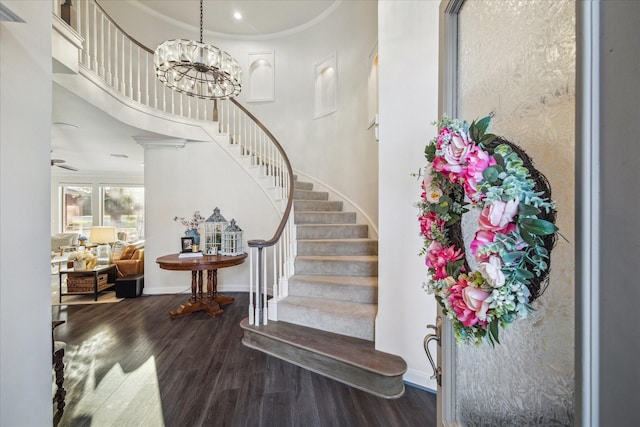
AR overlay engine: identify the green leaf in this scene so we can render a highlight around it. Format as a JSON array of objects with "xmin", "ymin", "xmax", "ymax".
[
  {"xmin": 501, "ymin": 251, "xmax": 526, "ymax": 263},
  {"xmin": 520, "ymin": 218, "xmax": 558, "ymax": 236},
  {"xmin": 489, "ymin": 320, "xmax": 500, "ymax": 345},
  {"xmin": 425, "ymin": 143, "xmax": 436, "ymax": 162},
  {"xmin": 475, "ymin": 116, "xmax": 491, "ymax": 135},
  {"xmin": 520, "ymin": 229, "xmax": 536, "ymax": 247},
  {"xmin": 482, "ymin": 166, "xmax": 500, "ymax": 183},
  {"xmin": 515, "ymin": 268, "xmax": 534, "ymax": 279},
  {"xmin": 518, "ymin": 203, "xmax": 541, "ymax": 216},
  {"xmin": 479, "ymin": 133, "xmax": 496, "ymax": 145},
  {"xmin": 492, "ymin": 153, "xmax": 504, "ymax": 167}
]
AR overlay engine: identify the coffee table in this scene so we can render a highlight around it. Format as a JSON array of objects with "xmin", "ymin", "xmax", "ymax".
[{"xmin": 58, "ymin": 264, "xmax": 117, "ymax": 303}]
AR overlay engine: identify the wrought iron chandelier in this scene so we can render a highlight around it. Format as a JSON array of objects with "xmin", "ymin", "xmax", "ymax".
[{"xmin": 154, "ymin": 0, "xmax": 242, "ymax": 99}]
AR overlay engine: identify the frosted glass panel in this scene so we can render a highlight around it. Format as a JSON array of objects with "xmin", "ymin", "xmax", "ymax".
[{"xmin": 455, "ymin": 0, "xmax": 575, "ymax": 424}]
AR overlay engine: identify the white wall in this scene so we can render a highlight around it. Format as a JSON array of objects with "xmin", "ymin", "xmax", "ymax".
[
  {"xmin": 144, "ymin": 138, "xmax": 279, "ymax": 294},
  {"xmin": 0, "ymin": 1, "xmax": 54, "ymax": 424},
  {"xmin": 377, "ymin": 1, "xmax": 440, "ymax": 391},
  {"xmin": 100, "ymin": 0, "xmax": 380, "ymax": 230}
]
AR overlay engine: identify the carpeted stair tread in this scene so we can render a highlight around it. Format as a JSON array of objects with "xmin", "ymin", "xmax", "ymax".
[
  {"xmin": 297, "ymin": 238, "xmax": 378, "ymax": 256},
  {"xmin": 293, "ymin": 189, "xmax": 328, "ymax": 200},
  {"xmin": 294, "ymin": 211, "xmax": 357, "ymax": 224},
  {"xmin": 294, "ymin": 200, "xmax": 344, "ymax": 212},
  {"xmin": 288, "ymin": 274, "xmax": 378, "ymax": 303},
  {"xmin": 277, "ymin": 295, "xmax": 376, "ymax": 341},
  {"xmin": 294, "ymin": 181, "xmax": 314, "ymax": 190},
  {"xmin": 296, "ymin": 224, "xmax": 369, "ymax": 239},
  {"xmin": 295, "ymin": 255, "xmax": 378, "ymax": 277}
]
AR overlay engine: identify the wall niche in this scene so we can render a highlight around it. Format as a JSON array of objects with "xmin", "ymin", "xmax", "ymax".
[
  {"xmin": 247, "ymin": 51, "xmax": 274, "ymax": 103},
  {"xmin": 314, "ymin": 54, "xmax": 337, "ymax": 119}
]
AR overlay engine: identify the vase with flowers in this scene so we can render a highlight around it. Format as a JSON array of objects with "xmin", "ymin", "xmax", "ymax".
[
  {"xmin": 67, "ymin": 250, "xmax": 96, "ymax": 270},
  {"xmin": 174, "ymin": 211, "xmax": 206, "ymax": 245}
]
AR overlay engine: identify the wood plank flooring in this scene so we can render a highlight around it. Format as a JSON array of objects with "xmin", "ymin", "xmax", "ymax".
[{"xmin": 52, "ymin": 292, "xmax": 436, "ymax": 427}]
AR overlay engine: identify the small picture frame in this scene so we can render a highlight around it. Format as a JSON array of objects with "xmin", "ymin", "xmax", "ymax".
[{"xmin": 181, "ymin": 237, "xmax": 194, "ymax": 253}]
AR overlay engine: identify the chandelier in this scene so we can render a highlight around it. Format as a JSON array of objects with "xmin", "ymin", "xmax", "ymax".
[{"xmin": 154, "ymin": 0, "xmax": 242, "ymax": 99}]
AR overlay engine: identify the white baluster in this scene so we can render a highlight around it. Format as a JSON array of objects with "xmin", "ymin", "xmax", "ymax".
[
  {"xmin": 128, "ymin": 40, "xmax": 133, "ymax": 97},
  {"xmin": 106, "ymin": 21, "xmax": 112, "ymax": 85},
  {"xmin": 92, "ymin": 2, "xmax": 98, "ymax": 71},
  {"xmin": 120, "ymin": 31, "xmax": 125, "ymax": 94},
  {"xmin": 99, "ymin": 15, "xmax": 104, "ymax": 78},
  {"xmin": 249, "ymin": 247, "xmax": 254, "ymax": 325},
  {"xmin": 263, "ymin": 248, "xmax": 268, "ymax": 325},
  {"xmin": 136, "ymin": 46, "xmax": 142, "ymax": 104}
]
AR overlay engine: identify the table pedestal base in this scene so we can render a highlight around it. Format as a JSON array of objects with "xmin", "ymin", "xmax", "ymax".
[
  {"xmin": 170, "ymin": 300, "xmax": 223, "ymax": 319},
  {"xmin": 169, "ymin": 269, "xmax": 235, "ymax": 319}
]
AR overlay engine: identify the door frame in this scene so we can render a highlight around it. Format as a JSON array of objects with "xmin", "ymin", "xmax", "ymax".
[
  {"xmin": 436, "ymin": 1, "xmax": 465, "ymax": 425},
  {"xmin": 437, "ymin": 0, "xmax": 597, "ymax": 425}
]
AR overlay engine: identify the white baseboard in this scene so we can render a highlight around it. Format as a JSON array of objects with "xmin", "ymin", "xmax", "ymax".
[
  {"xmin": 142, "ymin": 282, "xmax": 251, "ymax": 295},
  {"xmin": 403, "ymin": 368, "xmax": 436, "ymax": 393}
]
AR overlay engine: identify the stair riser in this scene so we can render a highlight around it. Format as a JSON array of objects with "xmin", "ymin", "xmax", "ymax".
[
  {"xmin": 297, "ymin": 240, "xmax": 378, "ymax": 256},
  {"xmin": 242, "ymin": 332, "xmax": 404, "ymax": 399},
  {"xmin": 277, "ymin": 302, "xmax": 375, "ymax": 341},
  {"xmin": 295, "ymin": 212, "xmax": 357, "ymax": 224},
  {"xmin": 296, "ymin": 225, "xmax": 369, "ymax": 239},
  {"xmin": 295, "ymin": 259, "xmax": 378, "ymax": 277},
  {"xmin": 293, "ymin": 189, "xmax": 328, "ymax": 200},
  {"xmin": 294, "ymin": 200, "xmax": 343, "ymax": 212},
  {"xmin": 288, "ymin": 281, "xmax": 377, "ymax": 304}
]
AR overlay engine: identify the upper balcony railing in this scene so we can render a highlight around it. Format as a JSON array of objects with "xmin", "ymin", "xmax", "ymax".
[{"xmin": 55, "ymin": 0, "xmax": 295, "ymax": 325}]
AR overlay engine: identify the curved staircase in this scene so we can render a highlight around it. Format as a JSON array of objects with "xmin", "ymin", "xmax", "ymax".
[{"xmin": 241, "ymin": 178, "xmax": 407, "ymax": 398}]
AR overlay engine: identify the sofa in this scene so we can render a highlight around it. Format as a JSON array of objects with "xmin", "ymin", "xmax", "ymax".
[
  {"xmin": 51, "ymin": 232, "xmax": 80, "ymax": 253},
  {"xmin": 113, "ymin": 241, "xmax": 144, "ymax": 278}
]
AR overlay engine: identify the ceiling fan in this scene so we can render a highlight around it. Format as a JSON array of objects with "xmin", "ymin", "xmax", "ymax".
[{"xmin": 51, "ymin": 158, "xmax": 79, "ymax": 171}]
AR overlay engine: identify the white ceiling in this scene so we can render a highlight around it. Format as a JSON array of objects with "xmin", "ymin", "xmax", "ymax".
[
  {"xmin": 132, "ymin": 0, "xmax": 337, "ymax": 37},
  {"xmin": 52, "ymin": 1, "xmax": 338, "ymax": 177}
]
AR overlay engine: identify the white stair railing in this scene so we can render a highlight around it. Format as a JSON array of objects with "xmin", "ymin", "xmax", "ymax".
[{"xmin": 56, "ymin": 0, "xmax": 295, "ymax": 325}]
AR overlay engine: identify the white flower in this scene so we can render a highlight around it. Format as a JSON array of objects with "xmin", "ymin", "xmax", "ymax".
[
  {"xmin": 425, "ymin": 185, "xmax": 443, "ymax": 203},
  {"xmin": 478, "ymin": 256, "xmax": 506, "ymax": 288}
]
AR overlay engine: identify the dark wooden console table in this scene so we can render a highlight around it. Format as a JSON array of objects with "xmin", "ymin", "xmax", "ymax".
[{"xmin": 156, "ymin": 253, "xmax": 248, "ymax": 319}]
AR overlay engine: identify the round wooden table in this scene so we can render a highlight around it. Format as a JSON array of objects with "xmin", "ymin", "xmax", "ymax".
[{"xmin": 156, "ymin": 252, "xmax": 248, "ymax": 318}]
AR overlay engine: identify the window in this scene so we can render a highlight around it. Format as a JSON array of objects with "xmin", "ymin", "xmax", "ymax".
[
  {"xmin": 103, "ymin": 186, "xmax": 144, "ymax": 242},
  {"xmin": 62, "ymin": 185, "xmax": 92, "ymax": 235},
  {"xmin": 59, "ymin": 184, "xmax": 144, "ymax": 242}
]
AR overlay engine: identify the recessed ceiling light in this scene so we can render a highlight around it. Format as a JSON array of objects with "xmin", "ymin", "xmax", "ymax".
[
  {"xmin": 110, "ymin": 153, "xmax": 129, "ymax": 158},
  {"xmin": 233, "ymin": 11, "xmax": 242, "ymax": 20}
]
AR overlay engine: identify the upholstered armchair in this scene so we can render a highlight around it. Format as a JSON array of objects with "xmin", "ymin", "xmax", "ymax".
[{"xmin": 113, "ymin": 242, "xmax": 144, "ymax": 278}]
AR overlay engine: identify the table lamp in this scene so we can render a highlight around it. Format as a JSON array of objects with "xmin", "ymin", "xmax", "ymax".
[{"xmin": 89, "ymin": 226, "xmax": 117, "ymax": 265}]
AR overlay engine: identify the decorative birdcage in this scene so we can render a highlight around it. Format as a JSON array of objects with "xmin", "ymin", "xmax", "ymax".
[
  {"xmin": 221, "ymin": 219, "xmax": 244, "ymax": 256},
  {"xmin": 203, "ymin": 207, "xmax": 228, "ymax": 255}
]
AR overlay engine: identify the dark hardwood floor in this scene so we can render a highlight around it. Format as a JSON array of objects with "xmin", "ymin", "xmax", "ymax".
[{"xmin": 52, "ymin": 292, "xmax": 436, "ymax": 427}]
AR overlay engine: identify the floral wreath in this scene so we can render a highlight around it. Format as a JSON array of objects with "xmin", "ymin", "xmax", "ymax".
[{"xmin": 418, "ymin": 115, "xmax": 558, "ymax": 345}]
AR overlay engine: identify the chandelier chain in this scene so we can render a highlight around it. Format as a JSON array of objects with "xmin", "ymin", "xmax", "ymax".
[{"xmin": 199, "ymin": 0, "xmax": 203, "ymax": 43}]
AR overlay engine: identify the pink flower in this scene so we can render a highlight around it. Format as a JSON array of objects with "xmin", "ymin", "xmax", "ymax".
[
  {"xmin": 478, "ymin": 198, "xmax": 519, "ymax": 232},
  {"xmin": 436, "ymin": 128, "xmax": 451, "ymax": 149},
  {"xmin": 448, "ymin": 276, "xmax": 489, "ymax": 328},
  {"xmin": 426, "ymin": 242, "xmax": 464, "ymax": 280},
  {"xmin": 433, "ymin": 128, "xmax": 475, "ymax": 180},
  {"xmin": 470, "ymin": 229, "xmax": 496, "ymax": 262},
  {"xmin": 462, "ymin": 146, "xmax": 496, "ymax": 198},
  {"xmin": 443, "ymin": 131, "xmax": 473, "ymax": 172},
  {"xmin": 419, "ymin": 212, "xmax": 445, "ymax": 240}
]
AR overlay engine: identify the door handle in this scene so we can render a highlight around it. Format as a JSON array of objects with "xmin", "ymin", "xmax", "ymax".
[{"xmin": 424, "ymin": 316, "xmax": 442, "ymax": 386}]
